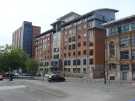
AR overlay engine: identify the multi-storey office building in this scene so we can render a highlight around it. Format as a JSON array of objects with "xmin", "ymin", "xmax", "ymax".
[
  {"xmin": 12, "ymin": 21, "xmax": 41, "ymax": 57},
  {"xmin": 104, "ymin": 15, "xmax": 135, "ymax": 80},
  {"xmin": 34, "ymin": 29, "xmax": 53, "ymax": 75},
  {"xmin": 60, "ymin": 9, "xmax": 118, "ymax": 78},
  {"xmin": 51, "ymin": 12, "xmax": 80, "ymax": 73}
]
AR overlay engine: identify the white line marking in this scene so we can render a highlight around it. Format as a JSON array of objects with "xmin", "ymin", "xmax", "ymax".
[{"xmin": 0, "ymin": 85, "xmax": 26, "ymax": 90}]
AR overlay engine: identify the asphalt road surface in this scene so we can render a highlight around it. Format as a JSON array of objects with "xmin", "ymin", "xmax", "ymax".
[{"xmin": 0, "ymin": 79, "xmax": 135, "ymax": 101}]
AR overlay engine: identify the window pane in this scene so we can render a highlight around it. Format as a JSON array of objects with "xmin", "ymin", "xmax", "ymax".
[{"xmin": 120, "ymin": 51, "xmax": 129, "ymax": 59}]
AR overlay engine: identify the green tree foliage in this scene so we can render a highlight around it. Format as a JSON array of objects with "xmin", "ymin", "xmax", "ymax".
[
  {"xmin": 25, "ymin": 58, "xmax": 38, "ymax": 75},
  {"xmin": 0, "ymin": 45, "xmax": 39, "ymax": 74}
]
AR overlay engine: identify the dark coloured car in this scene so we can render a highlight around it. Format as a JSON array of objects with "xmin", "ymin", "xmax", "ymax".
[
  {"xmin": 48, "ymin": 75, "xmax": 65, "ymax": 82},
  {"xmin": 0, "ymin": 74, "xmax": 4, "ymax": 80}
]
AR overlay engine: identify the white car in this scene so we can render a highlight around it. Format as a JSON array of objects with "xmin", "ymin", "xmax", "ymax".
[{"xmin": 44, "ymin": 73, "xmax": 56, "ymax": 78}]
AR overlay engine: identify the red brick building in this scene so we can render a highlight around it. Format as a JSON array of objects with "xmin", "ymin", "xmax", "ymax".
[
  {"xmin": 33, "ymin": 29, "xmax": 53, "ymax": 75},
  {"xmin": 60, "ymin": 9, "xmax": 118, "ymax": 78}
]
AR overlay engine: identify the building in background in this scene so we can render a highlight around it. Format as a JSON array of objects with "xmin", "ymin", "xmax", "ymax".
[
  {"xmin": 12, "ymin": 21, "xmax": 41, "ymax": 57},
  {"xmin": 61, "ymin": 8, "xmax": 118, "ymax": 78},
  {"xmin": 33, "ymin": 29, "xmax": 53, "ymax": 75},
  {"xmin": 104, "ymin": 15, "xmax": 135, "ymax": 80}
]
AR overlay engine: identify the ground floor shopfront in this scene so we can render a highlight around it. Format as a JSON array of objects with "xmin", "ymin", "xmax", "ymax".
[{"xmin": 106, "ymin": 63, "xmax": 135, "ymax": 81}]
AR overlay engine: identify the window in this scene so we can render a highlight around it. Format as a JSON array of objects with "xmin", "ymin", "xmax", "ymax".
[
  {"xmin": 53, "ymin": 54, "xmax": 59, "ymax": 59},
  {"xmin": 132, "ymin": 64, "xmax": 135, "ymax": 71},
  {"xmin": 131, "ymin": 23, "xmax": 135, "ymax": 30},
  {"xmin": 78, "ymin": 35, "xmax": 81, "ymax": 39},
  {"xmin": 69, "ymin": 45, "xmax": 72, "ymax": 50},
  {"xmin": 131, "ymin": 35, "xmax": 135, "ymax": 47},
  {"xmin": 68, "ymin": 60, "xmax": 71, "ymax": 65},
  {"xmin": 120, "ymin": 64, "xmax": 129, "ymax": 71},
  {"xmin": 73, "ymin": 52, "xmax": 75, "ymax": 56},
  {"xmin": 83, "ymin": 41, "xmax": 86, "ymax": 46},
  {"xmin": 72, "ymin": 36, "xmax": 75, "ymax": 42},
  {"xmin": 121, "ymin": 24, "xmax": 130, "ymax": 33},
  {"xmin": 132, "ymin": 50, "xmax": 135, "ymax": 59},
  {"xmin": 89, "ymin": 42, "xmax": 93, "ymax": 46},
  {"xmin": 78, "ymin": 42, "xmax": 81, "ymax": 47},
  {"xmin": 68, "ymin": 52, "xmax": 71, "ymax": 57},
  {"xmin": 88, "ymin": 21, "xmax": 93, "ymax": 28},
  {"xmin": 109, "ymin": 41, "xmax": 115, "ymax": 57},
  {"xmin": 89, "ymin": 50, "xmax": 93, "ymax": 55},
  {"xmin": 77, "ymin": 59, "xmax": 81, "ymax": 65},
  {"xmin": 64, "ymin": 60, "xmax": 67, "ymax": 66},
  {"xmin": 120, "ymin": 36, "xmax": 129, "ymax": 48},
  {"xmin": 67, "ymin": 68, "xmax": 70, "ymax": 72},
  {"xmin": 73, "ymin": 60, "xmax": 76, "ymax": 65},
  {"xmin": 78, "ymin": 51, "xmax": 81, "ymax": 56},
  {"xmin": 109, "ymin": 64, "xmax": 116, "ymax": 70},
  {"xmin": 83, "ymin": 50, "xmax": 86, "ymax": 55},
  {"xmin": 89, "ymin": 59, "xmax": 93, "ymax": 64},
  {"xmin": 109, "ymin": 27, "xmax": 118, "ymax": 36},
  {"xmin": 83, "ymin": 59, "xmax": 86, "ymax": 65},
  {"xmin": 64, "ymin": 53, "xmax": 66, "ymax": 58},
  {"xmin": 73, "ymin": 68, "xmax": 80, "ymax": 73},
  {"xmin": 83, "ymin": 68, "xmax": 86, "ymax": 73},
  {"xmin": 72, "ymin": 44, "xmax": 76, "ymax": 49},
  {"xmin": 69, "ymin": 37, "xmax": 72, "ymax": 42},
  {"xmin": 54, "ymin": 48, "xmax": 59, "ymax": 52},
  {"xmin": 120, "ymin": 51, "xmax": 129, "ymax": 59}
]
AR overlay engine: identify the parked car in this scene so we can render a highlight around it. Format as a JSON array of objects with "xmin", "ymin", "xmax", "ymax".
[
  {"xmin": 0, "ymin": 74, "xmax": 4, "ymax": 80},
  {"xmin": 48, "ymin": 74, "xmax": 65, "ymax": 82}
]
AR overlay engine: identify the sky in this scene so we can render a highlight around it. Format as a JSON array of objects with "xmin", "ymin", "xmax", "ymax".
[{"xmin": 0, "ymin": 0, "xmax": 134, "ymax": 46}]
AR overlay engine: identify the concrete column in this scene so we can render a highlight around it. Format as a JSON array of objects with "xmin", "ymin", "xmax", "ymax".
[
  {"xmin": 89, "ymin": 65, "xmax": 94, "ymax": 79},
  {"xmin": 116, "ymin": 64, "xmax": 121, "ymax": 80},
  {"xmin": 128, "ymin": 64, "xmax": 132, "ymax": 80}
]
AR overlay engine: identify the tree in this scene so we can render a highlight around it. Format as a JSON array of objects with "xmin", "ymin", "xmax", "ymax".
[
  {"xmin": 0, "ymin": 47, "xmax": 29, "ymax": 73},
  {"xmin": 25, "ymin": 58, "xmax": 38, "ymax": 75}
]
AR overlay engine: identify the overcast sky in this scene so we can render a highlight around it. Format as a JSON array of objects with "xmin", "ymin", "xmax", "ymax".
[{"xmin": 0, "ymin": 0, "xmax": 134, "ymax": 45}]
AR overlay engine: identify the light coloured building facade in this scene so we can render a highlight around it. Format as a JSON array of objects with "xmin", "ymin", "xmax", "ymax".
[{"xmin": 104, "ymin": 15, "xmax": 135, "ymax": 80}]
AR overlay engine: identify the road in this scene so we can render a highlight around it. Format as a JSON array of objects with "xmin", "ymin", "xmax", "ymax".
[{"xmin": 0, "ymin": 78, "xmax": 135, "ymax": 101}]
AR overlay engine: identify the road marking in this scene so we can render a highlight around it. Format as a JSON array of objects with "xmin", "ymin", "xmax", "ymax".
[{"xmin": 0, "ymin": 85, "xmax": 26, "ymax": 90}]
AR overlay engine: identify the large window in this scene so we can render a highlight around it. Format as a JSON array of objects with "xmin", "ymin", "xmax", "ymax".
[
  {"xmin": 73, "ymin": 60, "xmax": 76, "ymax": 65},
  {"xmin": 131, "ymin": 23, "xmax": 135, "ymax": 30},
  {"xmin": 120, "ymin": 51, "xmax": 129, "ymax": 59},
  {"xmin": 109, "ymin": 27, "xmax": 118, "ymax": 36},
  {"xmin": 109, "ymin": 41, "xmax": 115, "ymax": 57},
  {"xmin": 131, "ymin": 35, "xmax": 135, "ymax": 47},
  {"xmin": 120, "ymin": 36, "xmax": 129, "ymax": 48},
  {"xmin": 89, "ymin": 50, "xmax": 93, "ymax": 55},
  {"xmin": 121, "ymin": 24, "xmax": 130, "ymax": 33},
  {"xmin": 89, "ymin": 59, "xmax": 93, "ymax": 64},
  {"xmin": 67, "ymin": 60, "xmax": 71, "ymax": 65},
  {"xmin": 73, "ymin": 68, "xmax": 80, "ymax": 73},
  {"xmin": 72, "ymin": 36, "xmax": 75, "ymax": 42},
  {"xmin": 120, "ymin": 64, "xmax": 129, "ymax": 71},
  {"xmin": 132, "ymin": 50, "xmax": 135, "ymax": 59},
  {"xmin": 72, "ymin": 44, "xmax": 76, "ymax": 49},
  {"xmin": 77, "ymin": 59, "xmax": 81, "ymax": 65},
  {"xmin": 64, "ymin": 60, "xmax": 67, "ymax": 66},
  {"xmin": 83, "ymin": 59, "xmax": 86, "ymax": 65}
]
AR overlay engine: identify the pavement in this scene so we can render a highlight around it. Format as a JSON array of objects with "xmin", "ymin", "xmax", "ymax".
[{"xmin": 0, "ymin": 78, "xmax": 135, "ymax": 101}]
